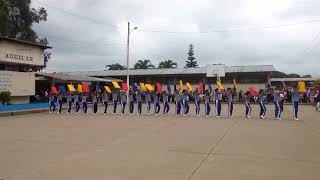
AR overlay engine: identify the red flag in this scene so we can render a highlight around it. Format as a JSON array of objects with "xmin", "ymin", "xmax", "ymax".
[
  {"xmin": 82, "ymin": 83, "xmax": 90, "ymax": 93},
  {"xmin": 248, "ymin": 85, "xmax": 257, "ymax": 96},
  {"xmin": 198, "ymin": 82, "xmax": 204, "ymax": 93},
  {"xmin": 51, "ymin": 86, "xmax": 58, "ymax": 94},
  {"xmin": 122, "ymin": 82, "xmax": 128, "ymax": 92},
  {"xmin": 156, "ymin": 83, "xmax": 162, "ymax": 92}
]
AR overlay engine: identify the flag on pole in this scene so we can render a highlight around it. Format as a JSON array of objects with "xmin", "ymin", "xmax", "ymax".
[
  {"xmin": 248, "ymin": 85, "xmax": 257, "ymax": 96},
  {"xmin": 122, "ymin": 82, "xmax": 128, "ymax": 92},
  {"xmin": 112, "ymin": 81, "xmax": 120, "ymax": 89},
  {"xmin": 216, "ymin": 80, "xmax": 224, "ymax": 90},
  {"xmin": 298, "ymin": 81, "xmax": 305, "ymax": 92},
  {"xmin": 145, "ymin": 84, "xmax": 154, "ymax": 91},
  {"xmin": 156, "ymin": 83, "xmax": 162, "ymax": 92},
  {"xmin": 58, "ymin": 86, "xmax": 67, "ymax": 93},
  {"xmin": 179, "ymin": 80, "xmax": 183, "ymax": 90},
  {"xmin": 132, "ymin": 83, "xmax": 138, "ymax": 91},
  {"xmin": 104, "ymin": 86, "xmax": 111, "ymax": 93},
  {"xmin": 233, "ymin": 79, "xmax": 237, "ymax": 89},
  {"xmin": 198, "ymin": 82, "xmax": 204, "ymax": 93},
  {"xmin": 82, "ymin": 83, "xmax": 89, "ymax": 93},
  {"xmin": 186, "ymin": 82, "xmax": 193, "ymax": 92},
  {"xmin": 77, "ymin": 84, "xmax": 83, "ymax": 93},
  {"xmin": 140, "ymin": 83, "xmax": 146, "ymax": 91},
  {"xmin": 51, "ymin": 86, "xmax": 58, "ymax": 94},
  {"xmin": 67, "ymin": 84, "xmax": 76, "ymax": 92}
]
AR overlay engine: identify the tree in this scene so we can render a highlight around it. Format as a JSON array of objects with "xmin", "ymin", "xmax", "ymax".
[
  {"xmin": 185, "ymin": 44, "xmax": 198, "ymax": 68},
  {"xmin": 158, "ymin": 59, "xmax": 177, "ymax": 68},
  {"xmin": 287, "ymin": 73, "xmax": 301, "ymax": 78},
  {"xmin": 105, "ymin": 63, "xmax": 126, "ymax": 70},
  {"xmin": 302, "ymin": 75, "xmax": 312, "ymax": 78},
  {"xmin": 0, "ymin": 0, "xmax": 50, "ymax": 70},
  {"xmin": 134, "ymin": 59, "xmax": 155, "ymax": 69},
  {"xmin": 0, "ymin": 91, "xmax": 11, "ymax": 105}
]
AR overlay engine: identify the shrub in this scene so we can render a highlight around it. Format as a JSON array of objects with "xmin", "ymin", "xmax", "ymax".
[{"xmin": 0, "ymin": 91, "xmax": 11, "ymax": 105}]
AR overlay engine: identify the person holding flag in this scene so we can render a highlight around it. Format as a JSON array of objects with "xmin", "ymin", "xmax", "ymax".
[
  {"xmin": 66, "ymin": 92, "xmax": 73, "ymax": 114},
  {"xmin": 136, "ymin": 89, "xmax": 143, "ymax": 115},
  {"xmin": 73, "ymin": 92, "xmax": 80, "ymax": 114},
  {"xmin": 214, "ymin": 88, "xmax": 222, "ymax": 118},
  {"xmin": 244, "ymin": 91, "xmax": 252, "ymax": 118},
  {"xmin": 291, "ymin": 87, "xmax": 300, "ymax": 120},
  {"xmin": 182, "ymin": 90, "xmax": 190, "ymax": 116},
  {"xmin": 57, "ymin": 92, "xmax": 64, "ymax": 114},
  {"xmin": 48, "ymin": 92, "xmax": 56, "ymax": 114},
  {"xmin": 204, "ymin": 90, "xmax": 211, "ymax": 117},
  {"xmin": 274, "ymin": 86, "xmax": 282, "ymax": 120},
  {"xmin": 112, "ymin": 90, "xmax": 119, "ymax": 114},
  {"xmin": 102, "ymin": 91, "xmax": 109, "ymax": 115},
  {"xmin": 92, "ymin": 91, "xmax": 98, "ymax": 114},
  {"xmin": 81, "ymin": 93, "xmax": 88, "ymax": 114},
  {"xmin": 315, "ymin": 88, "xmax": 320, "ymax": 112},
  {"xmin": 120, "ymin": 90, "xmax": 127, "ymax": 115},
  {"xmin": 174, "ymin": 90, "xmax": 182, "ymax": 116},
  {"xmin": 226, "ymin": 88, "xmax": 234, "ymax": 118},
  {"xmin": 163, "ymin": 91, "xmax": 170, "ymax": 115},
  {"xmin": 153, "ymin": 91, "xmax": 161, "ymax": 116},
  {"xmin": 258, "ymin": 89, "xmax": 267, "ymax": 119},
  {"xmin": 145, "ymin": 90, "xmax": 152, "ymax": 115},
  {"xmin": 194, "ymin": 90, "xmax": 201, "ymax": 116},
  {"xmin": 129, "ymin": 89, "xmax": 135, "ymax": 115}
]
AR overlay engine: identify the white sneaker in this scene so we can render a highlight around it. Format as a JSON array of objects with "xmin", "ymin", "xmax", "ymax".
[
  {"xmin": 155, "ymin": 114, "xmax": 158, "ymax": 116},
  {"xmin": 276, "ymin": 117, "xmax": 281, "ymax": 120},
  {"xmin": 206, "ymin": 115, "xmax": 209, "ymax": 118},
  {"xmin": 262, "ymin": 115, "xmax": 266, "ymax": 119},
  {"xmin": 67, "ymin": 112, "xmax": 70, "ymax": 115},
  {"xmin": 246, "ymin": 115, "xmax": 251, "ymax": 119},
  {"xmin": 216, "ymin": 116, "xmax": 221, "ymax": 118},
  {"xmin": 113, "ymin": 113, "xmax": 115, "ymax": 115},
  {"xmin": 104, "ymin": 113, "xmax": 106, "ymax": 115},
  {"xmin": 196, "ymin": 114, "xmax": 200, "ymax": 117},
  {"xmin": 294, "ymin": 118, "xmax": 299, "ymax": 120},
  {"xmin": 183, "ymin": 114, "xmax": 187, "ymax": 117}
]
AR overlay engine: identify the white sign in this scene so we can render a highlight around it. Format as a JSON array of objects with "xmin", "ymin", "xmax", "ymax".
[
  {"xmin": 0, "ymin": 71, "xmax": 35, "ymax": 96},
  {"xmin": 206, "ymin": 64, "xmax": 225, "ymax": 77}
]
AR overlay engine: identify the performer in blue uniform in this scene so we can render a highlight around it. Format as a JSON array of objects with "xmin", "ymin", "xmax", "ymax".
[
  {"xmin": 258, "ymin": 89, "xmax": 267, "ymax": 119},
  {"xmin": 163, "ymin": 91, "xmax": 170, "ymax": 115},
  {"xmin": 174, "ymin": 90, "xmax": 182, "ymax": 116}
]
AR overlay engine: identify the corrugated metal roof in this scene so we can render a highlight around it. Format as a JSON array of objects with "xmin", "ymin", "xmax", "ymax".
[
  {"xmin": 66, "ymin": 65, "xmax": 276, "ymax": 77},
  {"xmin": 36, "ymin": 72, "xmax": 122, "ymax": 82},
  {"xmin": 270, "ymin": 78, "xmax": 316, "ymax": 82},
  {"xmin": 0, "ymin": 36, "xmax": 52, "ymax": 49}
]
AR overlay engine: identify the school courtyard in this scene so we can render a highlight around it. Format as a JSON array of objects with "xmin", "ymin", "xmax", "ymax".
[{"xmin": 0, "ymin": 104, "xmax": 320, "ymax": 180}]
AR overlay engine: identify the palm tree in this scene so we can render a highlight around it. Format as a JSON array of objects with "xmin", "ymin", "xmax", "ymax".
[
  {"xmin": 158, "ymin": 59, "xmax": 178, "ymax": 68},
  {"xmin": 133, "ymin": 59, "xmax": 155, "ymax": 69},
  {"xmin": 105, "ymin": 63, "xmax": 126, "ymax": 70}
]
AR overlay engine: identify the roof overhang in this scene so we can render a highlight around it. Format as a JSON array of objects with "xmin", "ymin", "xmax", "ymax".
[{"xmin": 35, "ymin": 72, "xmax": 122, "ymax": 82}]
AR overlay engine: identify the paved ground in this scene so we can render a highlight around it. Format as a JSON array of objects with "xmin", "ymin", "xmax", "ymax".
[{"xmin": 0, "ymin": 104, "xmax": 320, "ymax": 180}]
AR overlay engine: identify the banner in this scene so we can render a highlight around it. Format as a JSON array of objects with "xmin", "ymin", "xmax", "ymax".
[
  {"xmin": 77, "ymin": 84, "xmax": 83, "ymax": 93},
  {"xmin": 232, "ymin": 79, "xmax": 237, "ymax": 89},
  {"xmin": 112, "ymin": 81, "xmax": 120, "ymax": 89},
  {"xmin": 145, "ymin": 84, "xmax": 154, "ymax": 91},
  {"xmin": 132, "ymin": 83, "xmax": 138, "ymax": 91},
  {"xmin": 82, "ymin": 83, "xmax": 89, "ymax": 93},
  {"xmin": 67, "ymin": 84, "xmax": 76, "ymax": 92},
  {"xmin": 216, "ymin": 80, "xmax": 224, "ymax": 89},
  {"xmin": 248, "ymin": 85, "xmax": 257, "ymax": 96},
  {"xmin": 186, "ymin": 82, "xmax": 193, "ymax": 92},
  {"xmin": 179, "ymin": 80, "xmax": 183, "ymax": 90},
  {"xmin": 122, "ymin": 82, "xmax": 128, "ymax": 92},
  {"xmin": 104, "ymin": 86, "xmax": 111, "ymax": 93},
  {"xmin": 156, "ymin": 83, "xmax": 162, "ymax": 92},
  {"xmin": 51, "ymin": 86, "xmax": 58, "ymax": 94},
  {"xmin": 58, "ymin": 86, "xmax": 67, "ymax": 93},
  {"xmin": 139, "ymin": 83, "xmax": 146, "ymax": 91},
  {"xmin": 198, "ymin": 82, "xmax": 204, "ymax": 93},
  {"xmin": 298, "ymin": 81, "xmax": 305, "ymax": 92}
]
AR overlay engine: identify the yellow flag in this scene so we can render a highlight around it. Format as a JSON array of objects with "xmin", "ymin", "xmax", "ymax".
[
  {"xmin": 140, "ymin": 83, "xmax": 146, "ymax": 91},
  {"xmin": 298, "ymin": 81, "xmax": 305, "ymax": 92},
  {"xmin": 104, "ymin": 86, "xmax": 111, "ymax": 93},
  {"xmin": 67, "ymin": 84, "xmax": 75, "ymax": 92},
  {"xmin": 112, "ymin": 81, "xmax": 120, "ymax": 88},
  {"xmin": 77, "ymin": 84, "xmax": 83, "ymax": 93},
  {"xmin": 179, "ymin": 80, "xmax": 183, "ymax": 90},
  {"xmin": 233, "ymin": 79, "xmax": 237, "ymax": 89},
  {"xmin": 186, "ymin": 82, "xmax": 193, "ymax": 92},
  {"xmin": 145, "ymin": 84, "xmax": 154, "ymax": 91},
  {"xmin": 216, "ymin": 80, "xmax": 224, "ymax": 89}
]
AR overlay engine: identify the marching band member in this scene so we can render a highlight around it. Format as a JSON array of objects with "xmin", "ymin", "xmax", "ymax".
[
  {"xmin": 226, "ymin": 88, "xmax": 234, "ymax": 118},
  {"xmin": 174, "ymin": 90, "xmax": 182, "ymax": 116},
  {"xmin": 120, "ymin": 90, "xmax": 127, "ymax": 115},
  {"xmin": 66, "ymin": 92, "xmax": 73, "ymax": 114},
  {"xmin": 92, "ymin": 92, "xmax": 98, "ymax": 114},
  {"xmin": 81, "ymin": 93, "xmax": 88, "ymax": 114},
  {"xmin": 73, "ymin": 92, "xmax": 80, "ymax": 114},
  {"xmin": 244, "ymin": 91, "xmax": 252, "ymax": 118},
  {"xmin": 112, "ymin": 90, "xmax": 119, "ymax": 114},
  {"xmin": 163, "ymin": 91, "xmax": 170, "ymax": 115},
  {"xmin": 57, "ymin": 92, "xmax": 63, "ymax": 114},
  {"xmin": 129, "ymin": 89, "xmax": 135, "ymax": 115},
  {"xmin": 102, "ymin": 91, "xmax": 109, "ymax": 115},
  {"xmin": 315, "ymin": 88, "xmax": 320, "ymax": 112},
  {"xmin": 136, "ymin": 90, "xmax": 143, "ymax": 115},
  {"xmin": 258, "ymin": 89, "xmax": 267, "ymax": 119},
  {"xmin": 291, "ymin": 87, "xmax": 300, "ymax": 120},
  {"xmin": 182, "ymin": 90, "xmax": 190, "ymax": 116},
  {"xmin": 274, "ymin": 86, "xmax": 282, "ymax": 120},
  {"xmin": 194, "ymin": 90, "xmax": 201, "ymax": 116},
  {"xmin": 204, "ymin": 90, "xmax": 211, "ymax": 117},
  {"xmin": 214, "ymin": 88, "xmax": 222, "ymax": 118},
  {"xmin": 153, "ymin": 91, "xmax": 160, "ymax": 116},
  {"xmin": 48, "ymin": 93, "xmax": 56, "ymax": 113},
  {"xmin": 145, "ymin": 90, "xmax": 152, "ymax": 115}
]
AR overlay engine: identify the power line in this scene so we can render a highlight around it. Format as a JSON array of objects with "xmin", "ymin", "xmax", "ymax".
[{"xmin": 33, "ymin": 0, "xmax": 119, "ymax": 30}]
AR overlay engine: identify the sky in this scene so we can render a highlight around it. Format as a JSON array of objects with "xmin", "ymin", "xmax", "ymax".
[{"xmin": 31, "ymin": 0, "xmax": 320, "ymax": 77}]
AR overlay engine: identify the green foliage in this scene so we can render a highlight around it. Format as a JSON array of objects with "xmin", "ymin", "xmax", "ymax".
[
  {"xmin": 134, "ymin": 59, "xmax": 155, "ymax": 69},
  {"xmin": 185, "ymin": 44, "xmax": 198, "ymax": 68},
  {"xmin": 0, "ymin": 91, "xmax": 11, "ymax": 105},
  {"xmin": 158, "ymin": 59, "xmax": 177, "ymax": 68},
  {"xmin": 0, "ymin": 0, "xmax": 50, "ymax": 70},
  {"xmin": 105, "ymin": 63, "xmax": 126, "ymax": 70}
]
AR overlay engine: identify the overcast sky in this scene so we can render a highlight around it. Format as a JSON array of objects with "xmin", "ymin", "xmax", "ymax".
[{"xmin": 32, "ymin": 0, "xmax": 320, "ymax": 77}]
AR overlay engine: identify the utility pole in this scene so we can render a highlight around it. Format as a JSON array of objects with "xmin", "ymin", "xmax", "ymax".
[{"xmin": 126, "ymin": 22, "xmax": 130, "ymax": 103}]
